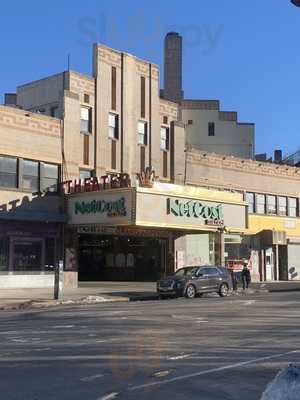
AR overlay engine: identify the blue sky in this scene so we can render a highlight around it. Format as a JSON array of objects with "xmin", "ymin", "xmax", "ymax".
[{"xmin": 0, "ymin": 0, "xmax": 299, "ymax": 157}]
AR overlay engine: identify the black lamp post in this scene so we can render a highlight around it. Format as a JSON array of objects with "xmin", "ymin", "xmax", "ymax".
[{"xmin": 291, "ymin": 0, "xmax": 300, "ymax": 6}]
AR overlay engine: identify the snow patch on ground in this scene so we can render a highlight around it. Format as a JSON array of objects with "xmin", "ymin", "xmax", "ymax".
[
  {"xmin": 62, "ymin": 296, "xmax": 112, "ymax": 305},
  {"xmin": 261, "ymin": 364, "xmax": 300, "ymax": 400}
]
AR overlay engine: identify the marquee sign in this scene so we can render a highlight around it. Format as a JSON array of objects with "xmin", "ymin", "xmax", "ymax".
[
  {"xmin": 63, "ymin": 173, "xmax": 131, "ymax": 194},
  {"xmin": 167, "ymin": 198, "xmax": 224, "ymax": 226}
]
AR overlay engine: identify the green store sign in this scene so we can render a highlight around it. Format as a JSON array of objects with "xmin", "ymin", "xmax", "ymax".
[
  {"xmin": 74, "ymin": 197, "xmax": 126, "ymax": 217},
  {"xmin": 167, "ymin": 198, "xmax": 223, "ymax": 225}
]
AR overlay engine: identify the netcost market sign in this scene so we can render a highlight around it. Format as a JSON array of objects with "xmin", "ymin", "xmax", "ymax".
[
  {"xmin": 74, "ymin": 197, "xmax": 127, "ymax": 217},
  {"xmin": 167, "ymin": 198, "xmax": 224, "ymax": 226}
]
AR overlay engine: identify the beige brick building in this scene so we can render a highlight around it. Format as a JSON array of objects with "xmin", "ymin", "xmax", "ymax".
[{"xmin": 1, "ymin": 38, "xmax": 300, "ymax": 288}]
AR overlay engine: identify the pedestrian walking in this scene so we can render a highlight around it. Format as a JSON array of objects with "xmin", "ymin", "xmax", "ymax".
[
  {"xmin": 230, "ymin": 269, "xmax": 238, "ymax": 293},
  {"xmin": 241, "ymin": 263, "xmax": 251, "ymax": 290}
]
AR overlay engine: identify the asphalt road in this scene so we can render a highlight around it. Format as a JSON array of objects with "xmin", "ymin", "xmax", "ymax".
[{"xmin": 1, "ymin": 291, "xmax": 300, "ymax": 400}]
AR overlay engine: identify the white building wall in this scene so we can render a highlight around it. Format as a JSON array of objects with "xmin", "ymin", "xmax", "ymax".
[{"xmin": 182, "ymin": 107, "xmax": 255, "ymax": 159}]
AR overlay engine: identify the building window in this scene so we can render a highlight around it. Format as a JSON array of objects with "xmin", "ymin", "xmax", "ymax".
[
  {"xmin": 288, "ymin": 198, "xmax": 297, "ymax": 217},
  {"xmin": 138, "ymin": 121, "xmax": 147, "ymax": 145},
  {"xmin": 50, "ymin": 106, "xmax": 59, "ymax": 118},
  {"xmin": 41, "ymin": 163, "xmax": 59, "ymax": 193},
  {"xmin": 111, "ymin": 66, "xmax": 117, "ymax": 111},
  {"xmin": 160, "ymin": 127, "xmax": 169, "ymax": 151},
  {"xmin": 13, "ymin": 240, "xmax": 42, "ymax": 272},
  {"xmin": 108, "ymin": 113, "xmax": 119, "ymax": 139},
  {"xmin": 84, "ymin": 93, "xmax": 90, "ymax": 104},
  {"xmin": 141, "ymin": 76, "xmax": 146, "ymax": 119},
  {"xmin": 163, "ymin": 116, "xmax": 168, "ymax": 124},
  {"xmin": 81, "ymin": 107, "xmax": 92, "ymax": 134},
  {"xmin": 278, "ymin": 197, "xmax": 287, "ymax": 216},
  {"xmin": 208, "ymin": 122, "xmax": 215, "ymax": 136},
  {"xmin": 245, "ymin": 192, "xmax": 255, "ymax": 213},
  {"xmin": 22, "ymin": 159, "xmax": 39, "ymax": 192},
  {"xmin": 188, "ymin": 120, "xmax": 193, "ymax": 125},
  {"xmin": 0, "ymin": 156, "xmax": 18, "ymax": 188},
  {"xmin": 267, "ymin": 195, "xmax": 277, "ymax": 215},
  {"xmin": 79, "ymin": 169, "xmax": 92, "ymax": 180},
  {"xmin": 256, "ymin": 194, "xmax": 266, "ymax": 214}
]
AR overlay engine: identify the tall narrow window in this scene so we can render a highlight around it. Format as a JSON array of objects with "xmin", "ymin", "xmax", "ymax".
[
  {"xmin": 163, "ymin": 151, "xmax": 168, "ymax": 178},
  {"xmin": 111, "ymin": 66, "xmax": 117, "ymax": 110},
  {"xmin": 81, "ymin": 107, "xmax": 92, "ymax": 134},
  {"xmin": 141, "ymin": 76, "xmax": 146, "ymax": 118},
  {"xmin": 160, "ymin": 127, "xmax": 169, "ymax": 151},
  {"xmin": 108, "ymin": 113, "xmax": 119, "ymax": 139},
  {"xmin": 137, "ymin": 121, "xmax": 147, "ymax": 145},
  {"xmin": 41, "ymin": 163, "xmax": 59, "ymax": 193},
  {"xmin": 278, "ymin": 197, "xmax": 287, "ymax": 216},
  {"xmin": 288, "ymin": 198, "xmax": 297, "ymax": 217},
  {"xmin": 267, "ymin": 195, "xmax": 277, "ymax": 215},
  {"xmin": 83, "ymin": 135, "xmax": 89, "ymax": 165},
  {"xmin": 256, "ymin": 194, "xmax": 266, "ymax": 214},
  {"xmin": 0, "ymin": 156, "xmax": 17, "ymax": 188},
  {"xmin": 245, "ymin": 192, "xmax": 255, "ymax": 213},
  {"xmin": 208, "ymin": 122, "xmax": 215, "ymax": 136},
  {"xmin": 22, "ymin": 159, "xmax": 39, "ymax": 192}
]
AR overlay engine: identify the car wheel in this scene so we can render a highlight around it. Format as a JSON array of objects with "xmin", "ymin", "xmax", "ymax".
[
  {"xmin": 219, "ymin": 283, "xmax": 229, "ymax": 297},
  {"xmin": 185, "ymin": 284, "xmax": 196, "ymax": 299}
]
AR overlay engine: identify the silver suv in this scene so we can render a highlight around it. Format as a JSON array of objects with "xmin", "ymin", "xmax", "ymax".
[{"xmin": 157, "ymin": 265, "xmax": 232, "ymax": 299}]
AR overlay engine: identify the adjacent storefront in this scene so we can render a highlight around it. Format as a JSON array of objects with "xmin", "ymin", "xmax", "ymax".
[{"xmin": 0, "ymin": 191, "xmax": 65, "ymax": 288}]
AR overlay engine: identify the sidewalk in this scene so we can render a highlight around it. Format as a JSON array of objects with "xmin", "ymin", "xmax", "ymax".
[
  {"xmin": 0, "ymin": 282, "xmax": 158, "ymax": 311},
  {"xmin": 1, "ymin": 280, "xmax": 300, "ymax": 311}
]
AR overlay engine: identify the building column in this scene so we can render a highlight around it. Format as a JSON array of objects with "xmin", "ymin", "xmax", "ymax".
[
  {"xmin": 275, "ymin": 244, "xmax": 279, "ymax": 281},
  {"xmin": 220, "ymin": 231, "xmax": 225, "ymax": 266}
]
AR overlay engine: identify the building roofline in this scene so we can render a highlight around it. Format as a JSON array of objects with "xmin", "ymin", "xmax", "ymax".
[{"xmin": 94, "ymin": 42, "xmax": 159, "ymax": 69}]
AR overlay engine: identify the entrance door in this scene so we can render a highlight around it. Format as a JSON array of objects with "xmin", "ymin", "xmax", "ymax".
[
  {"xmin": 278, "ymin": 245, "xmax": 288, "ymax": 281},
  {"xmin": 265, "ymin": 248, "xmax": 274, "ymax": 281}
]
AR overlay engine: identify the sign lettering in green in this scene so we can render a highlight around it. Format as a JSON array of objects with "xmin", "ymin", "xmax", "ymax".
[
  {"xmin": 167, "ymin": 198, "xmax": 223, "ymax": 224},
  {"xmin": 74, "ymin": 197, "xmax": 126, "ymax": 217}
]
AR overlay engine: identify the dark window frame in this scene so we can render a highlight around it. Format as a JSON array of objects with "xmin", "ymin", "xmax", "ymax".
[
  {"xmin": 137, "ymin": 121, "xmax": 148, "ymax": 145},
  {"xmin": 255, "ymin": 193, "xmax": 266, "ymax": 214},
  {"xmin": 80, "ymin": 106, "xmax": 92, "ymax": 134},
  {"xmin": 266, "ymin": 194, "xmax": 277, "ymax": 215},
  {"xmin": 245, "ymin": 192, "xmax": 255, "ymax": 214},
  {"xmin": 288, "ymin": 197, "xmax": 298, "ymax": 217},
  {"xmin": 22, "ymin": 159, "xmax": 39, "ymax": 192},
  {"xmin": 208, "ymin": 122, "xmax": 215, "ymax": 136},
  {"xmin": 108, "ymin": 113, "xmax": 119, "ymax": 140},
  {"xmin": 0, "ymin": 155, "xmax": 18, "ymax": 189},
  {"xmin": 160, "ymin": 126, "xmax": 170, "ymax": 151}
]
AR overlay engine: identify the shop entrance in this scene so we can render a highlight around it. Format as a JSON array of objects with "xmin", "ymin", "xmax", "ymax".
[{"xmin": 78, "ymin": 234, "xmax": 167, "ymax": 282}]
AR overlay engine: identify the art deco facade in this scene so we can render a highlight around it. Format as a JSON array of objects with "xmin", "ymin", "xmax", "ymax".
[{"xmin": 1, "ymin": 38, "xmax": 300, "ymax": 288}]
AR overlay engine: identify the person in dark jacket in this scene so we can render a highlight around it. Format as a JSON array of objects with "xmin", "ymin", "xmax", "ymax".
[
  {"xmin": 241, "ymin": 264, "xmax": 251, "ymax": 290},
  {"xmin": 230, "ymin": 269, "xmax": 238, "ymax": 293}
]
